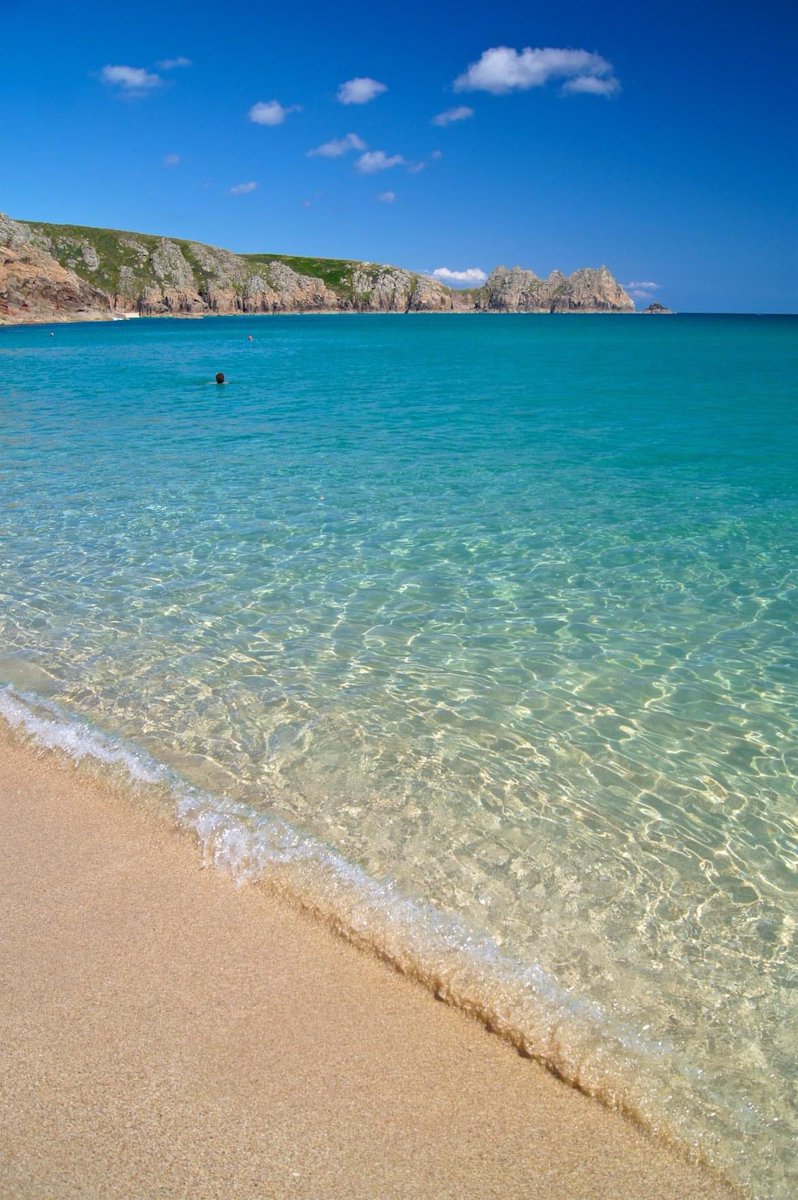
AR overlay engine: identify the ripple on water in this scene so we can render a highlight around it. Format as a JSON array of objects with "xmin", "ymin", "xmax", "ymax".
[{"xmin": 0, "ymin": 313, "xmax": 796, "ymax": 1197}]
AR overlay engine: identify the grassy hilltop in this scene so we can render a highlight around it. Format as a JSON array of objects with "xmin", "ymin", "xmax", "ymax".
[
  {"xmin": 20, "ymin": 220, "xmax": 415, "ymax": 307},
  {"xmin": 1, "ymin": 213, "xmax": 634, "ymax": 322}
]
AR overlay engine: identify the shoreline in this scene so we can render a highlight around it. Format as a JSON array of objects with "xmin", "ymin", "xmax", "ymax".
[
  {"xmin": 2, "ymin": 310, "xmax": 791, "ymax": 329},
  {"xmin": 0, "ymin": 724, "xmax": 735, "ymax": 1199},
  {"xmin": 0, "ymin": 307, "xmax": 642, "ymax": 327}
]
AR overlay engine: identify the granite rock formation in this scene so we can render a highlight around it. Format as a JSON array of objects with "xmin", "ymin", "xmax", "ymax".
[
  {"xmin": 475, "ymin": 265, "xmax": 635, "ymax": 313},
  {"xmin": 0, "ymin": 214, "xmax": 111, "ymax": 323},
  {"xmin": 0, "ymin": 214, "xmax": 634, "ymax": 324}
]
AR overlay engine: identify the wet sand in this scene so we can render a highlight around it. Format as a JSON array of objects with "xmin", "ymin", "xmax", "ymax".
[{"xmin": 0, "ymin": 732, "xmax": 734, "ymax": 1199}]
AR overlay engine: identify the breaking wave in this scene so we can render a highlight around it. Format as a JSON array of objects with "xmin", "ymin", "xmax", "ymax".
[{"xmin": 1, "ymin": 684, "xmax": 739, "ymax": 1191}]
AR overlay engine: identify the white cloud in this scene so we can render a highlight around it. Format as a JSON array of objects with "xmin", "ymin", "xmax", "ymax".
[
  {"xmin": 249, "ymin": 100, "xmax": 301, "ymax": 126},
  {"xmin": 562, "ymin": 74, "xmax": 620, "ymax": 97},
  {"xmin": 308, "ymin": 132, "xmax": 366, "ymax": 158},
  {"xmin": 453, "ymin": 46, "xmax": 619, "ymax": 97},
  {"xmin": 337, "ymin": 77, "xmax": 387, "ymax": 105},
  {"xmin": 100, "ymin": 65, "xmax": 162, "ymax": 94},
  {"xmin": 158, "ymin": 56, "xmax": 192, "ymax": 70},
  {"xmin": 408, "ymin": 150, "xmax": 442, "ymax": 174},
  {"xmin": 163, "ymin": 153, "xmax": 181, "ymax": 166},
  {"xmin": 356, "ymin": 150, "xmax": 405, "ymax": 174},
  {"xmin": 230, "ymin": 181, "xmax": 258, "ymax": 195},
  {"xmin": 624, "ymin": 281, "xmax": 661, "ymax": 301},
  {"xmin": 377, "ymin": 191, "xmax": 396, "ymax": 203},
  {"xmin": 433, "ymin": 267, "xmax": 487, "ymax": 284},
  {"xmin": 432, "ymin": 105, "xmax": 474, "ymax": 126}
]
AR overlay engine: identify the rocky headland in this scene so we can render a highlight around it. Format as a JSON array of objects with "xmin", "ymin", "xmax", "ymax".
[
  {"xmin": 474, "ymin": 265, "xmax": 633, "ymax": 313},
  {"xmin": 0, "ymin": 213, "xmax": 635, "ymax": 324}
]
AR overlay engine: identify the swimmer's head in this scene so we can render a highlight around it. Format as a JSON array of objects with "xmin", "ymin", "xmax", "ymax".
[{"xmin": 215, "ymin": 372, "xmax": 225, "ymax": 384}]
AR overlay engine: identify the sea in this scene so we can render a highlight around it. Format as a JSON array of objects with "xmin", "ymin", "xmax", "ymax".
[{"xmin": 0, "ymin": 313, "xmax": 795, "ymax": 1196}]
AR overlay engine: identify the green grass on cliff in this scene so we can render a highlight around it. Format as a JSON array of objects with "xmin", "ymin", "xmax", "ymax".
[
  {"xmin": 242, "ymin": 253, "xmax": 362, "ymax": 292},
  {"xmin": 22, "ymin": 220, "xmax": 380, "ymax": 299},
  {"xmin": 23, "ymin": 221, "xmax": 163, "ymax": 296}
]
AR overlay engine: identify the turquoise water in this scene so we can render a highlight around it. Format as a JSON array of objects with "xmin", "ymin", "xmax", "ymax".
[{"xmin": 1, "ymin": 313, "xmax": 796, "ymax": 1194}]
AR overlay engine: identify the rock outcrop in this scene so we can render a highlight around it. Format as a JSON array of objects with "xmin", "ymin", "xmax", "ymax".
[
  {"xmin": 0, "ymin": 214, "xmax": 111, "ymax": 323},
  {"xmin": 642, "ymin": 302, "xmax": 673, "ymax": 314},
  {"xmin": 349, "ymin": 265, "xmax": 461, "ymax": 312},
  {"xmin": 0, "ymin": 214, "xmax": 634, "ymax": 324},
  {"xmin": 475, "ymin": 265, "xmax": 635, "ymax": 313}
]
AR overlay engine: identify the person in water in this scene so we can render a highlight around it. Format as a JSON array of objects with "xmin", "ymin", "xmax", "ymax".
[{"xmin": 215, "ymin": 372, "xmax": 225, "ymax": 384}]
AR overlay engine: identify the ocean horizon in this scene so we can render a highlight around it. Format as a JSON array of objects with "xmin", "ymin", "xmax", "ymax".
[{"xmin": 1, "ymin": 312, "xmax": 796, "ymax": 1197}]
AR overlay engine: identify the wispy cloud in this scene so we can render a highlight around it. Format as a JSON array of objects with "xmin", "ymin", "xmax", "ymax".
[
  {"xmin": 337, "ymin": 77, "xmax": 387, "ymax": 105},
  {"xmin": 432, "ymin": 106, "xmax": 474, "ymax": 126},
  {"xmin": 157, "ymin": 56, "xmax": 192, "ymax": 70},
  {"xmin": 308, "ymin": 132, "xmax": 366, "ymax": 158},
  {"xmin": 408, "ymin": 149, "xmax": 442, "ymax": 174},
  {"xmin": 100, "ymin": 65, "xmax": 162, "ymax": 95},
  {"xmin": 249, "ymin": 100, "xmax": 301, "ymax": 126},
  {"xmin": 163, "ymin": 153, "xmax": 181, "ymax": 166},
  {"xmin": 625, "ymin": 280, "xmax": 661, "ymax": 301},
  {"xmin": 230, "ymin": 181, "xmax": 258, "ymax": 195},
  {"xmin": 454, "ymin": 46, "xmax": 619, "ymax": 97},
  {"xmin": 562, "ymin": 74, "xmax": 620, "ymax": 96},
  {"xmin": 377, "ymin": 191, "xmax": 396, "ymax": 203},
  {"xmin": 356, "ymin": 150, "xmax": 405, "ymax": 174},
  {"xmin": 433, "ymin": 267, "xmax": 487, "ymax": 285}
]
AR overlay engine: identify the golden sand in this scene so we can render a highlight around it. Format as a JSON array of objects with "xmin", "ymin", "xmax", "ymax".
[{"xmin": 0, "ymin": 733, "xmax": 734, "ymax": 1199}]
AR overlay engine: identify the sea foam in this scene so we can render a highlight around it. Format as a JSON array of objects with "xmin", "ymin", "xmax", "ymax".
[
  {"xmin": 3, "ymin": 313, "xmax": 795, "ymax": 1199},
  {"xmin": 1, "ymin": 684, "xmax": 725, "ymax": 1180}
]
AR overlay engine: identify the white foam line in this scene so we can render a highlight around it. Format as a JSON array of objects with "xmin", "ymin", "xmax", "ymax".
[
  {"xmin": 0, "ymin": 687, "xmax": 166, "ymax": 783},
  {"xmin": 0, "ymin": 683, "xmax": 686, "ymax": 1125}
]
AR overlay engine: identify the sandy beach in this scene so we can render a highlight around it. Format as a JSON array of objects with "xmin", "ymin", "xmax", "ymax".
[{"xmin": 0, "ymin": 728, "xmax": 734, "ymax": 1200}]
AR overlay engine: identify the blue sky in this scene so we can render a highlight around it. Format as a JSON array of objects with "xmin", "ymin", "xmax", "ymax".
[{"xmin": 2, "ymin": 0, "xmax": 796, "ymax": 311}]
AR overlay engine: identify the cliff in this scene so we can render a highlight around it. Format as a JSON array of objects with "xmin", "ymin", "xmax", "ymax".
[
  {"xmin": 475, "ymin": 265, "xmax": 634, "ymax": 313},
  {"xmin": 0, "ymin": 214, "xmax": 112, "ymax": 323},
  {"xmin": 0, "ymin": 214, "xmax": 634, "ymax": 324}
]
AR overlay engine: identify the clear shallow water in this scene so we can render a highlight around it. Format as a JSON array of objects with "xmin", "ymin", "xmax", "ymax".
[{"xmin": 1, "ymin": 313, "xmax": 796, "ymax": 1194}]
